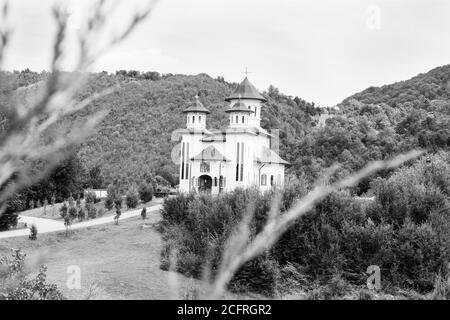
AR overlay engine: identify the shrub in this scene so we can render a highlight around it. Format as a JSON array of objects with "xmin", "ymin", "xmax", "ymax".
[
  {"xmin": 160, "ymin": 181, "xmax": 449, "ymax": 296},
  {"xmin": 114, "ymin": 203, "xmax": 121, "ymax": 225},
  {"xmin": 367, "ymin": 152, "xmax": 450, "ymax": 227},
  {"xmin": 105, "ymin": 184, "xmax": 119, "ymax": 211},
  {"xmin": 78, "ymin": 208, "xmax": 85, "ymax": 221},
  {"xmin": 125, "ymin": 186, "xmax": 139, "ymax": 209},
  {"xmin": 0, "ymin": 194, "xmax": 23, "ymax": 231},
  {"xmin": 114, "ymin": 197, "xmax": 122, "ymax": 209},
  {"xmin": 59, "ymin": 202, "xmax": 68, "ymax": 219},
  {"xmin": 86, "ymin": 204, "xmax": 97, "ymax": 219},
  {"xmin": 85, "ymin": 191, "xmax": 97, "ymax": 205},
  {"xmin": 160, "ymin": 189, "xmax": 280, "ymax": 296},
  {"xmin": 139, "ymin": 183, "xmax": 154, "ymax": 203},
  {"xmin": 29, "ymin": 224, "xmax": 38, "ymax": 240},
  {"xmin": 0, "ymin": 249, "xmax": 65, "ymax": 300},
  {"xmin": 68, "ymin": 207, "xmax": 78, "ymax": 221},
  {"xmin": 104, "ymin": 196, "xmax": 114, "ymax": 211}
]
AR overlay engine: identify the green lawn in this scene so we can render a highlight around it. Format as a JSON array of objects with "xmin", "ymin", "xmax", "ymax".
[{"xmin": 0, "ymin": 210, "xmax": 219, "ymax": 300}]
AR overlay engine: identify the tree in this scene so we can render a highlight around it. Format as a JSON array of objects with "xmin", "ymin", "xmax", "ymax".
[
  {"xmin": 43, "ymin": 199, "xmax": 48, "ymax": 216},
  {"xmin": 86, "ymin": 203, "xmax": 97, "ymax": 219},
  {"xmin": 114, "ymin": 202, "xmax": 121, "ymax": 225},
  {"xmin": 85, "ymin": 191, "xmax": 98, "ymax": 205},
  {"xmin": 125, "ymin": 186, "xmax": 139, "ymax": 209},
  {"xmin": 105, "ymin": 184, "xmax": 118, "ymax": 211},
  {"xmin": 68, "ymin": 207, "xmax": 78, "ymax": 221},
  {"xmin": 59, "ymin": 203, "xmax": 68, "ymax": 219},
  {"xmin": 78, "ymin": 208, "xmax": 86, "ymax": 221},
  {"xmin": 139, "ymin": 183, "xmax": 154, "ymax": 203},
  {"xmin": 29, "ymin": 224, "xmax": 38, "ymax": 240},
  {"xmin": 0, "ymin": 194, "xmax": 24, "ymax": 231},
  {"xmin": 88, "ymin": 165, "xmax": 103, "ymax": 189}
]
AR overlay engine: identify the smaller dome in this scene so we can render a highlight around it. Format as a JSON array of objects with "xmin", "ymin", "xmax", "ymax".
[
  {"xmin": 183, "ymin": 96, "xmax": 210, "ymax": 114},
  {"xmin": 225, "ymin": 101, "xmax": 254, "ymax": 113}
]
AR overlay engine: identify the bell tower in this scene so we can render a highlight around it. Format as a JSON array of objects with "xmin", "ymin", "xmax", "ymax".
[
  {"xmin": 225, "ymin": 73, "xmax": 266, "ymax": 128},
  {"xmin": 183, "ymin": 96, "xmax": 210, "ymax": 130}
]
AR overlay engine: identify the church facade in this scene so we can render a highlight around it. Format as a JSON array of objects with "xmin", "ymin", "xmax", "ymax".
[{"xmin": 178, "ymin": 76, "xmax": 289, "ymax": 194}]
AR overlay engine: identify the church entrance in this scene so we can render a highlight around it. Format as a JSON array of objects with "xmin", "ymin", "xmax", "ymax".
[{"xmin": 198, "ymin": 175, "xmax": 212, "ymax": 193}]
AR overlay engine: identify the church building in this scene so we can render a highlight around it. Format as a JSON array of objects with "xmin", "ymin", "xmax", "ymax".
[{"xmin": 178, "ymin": 75, "xmax": 289, "ymax": 194}]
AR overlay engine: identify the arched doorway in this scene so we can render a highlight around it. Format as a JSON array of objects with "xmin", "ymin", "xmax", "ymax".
[{"xmin": 198, "ymin": 175, "xmax": 212, "ymax": 193}]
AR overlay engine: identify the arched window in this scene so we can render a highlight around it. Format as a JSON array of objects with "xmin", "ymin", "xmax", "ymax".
[
  {"xmin": 199, "ymin": 116, "xmax": 202, "ymax": 123},
  {"xmin": 261, "ymin": 174, "xmax": 267, "ymax": 186},
  {"xmin": 242, "ymin": 116, "xmax": 245, "ymax": 123},
  {"xmin": 270, "ymin": 175, "xmax": 274, "ymax": 186},
  {"xmin": 192, "ymin": 116, "xmax": 195, "ymax": 124},
  {"xmin": 214, "ymin": 177, "xmax": 218, "ymax": 187},
  {"xmin": 236, "ymin": 115, "xmax": 239, "ymax": 123}
]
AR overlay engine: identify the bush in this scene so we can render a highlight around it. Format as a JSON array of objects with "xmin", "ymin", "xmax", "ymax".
[
  {"xmin": 0, "ymin": 249, "xmax": 65, "ymax": 300},
  {"xmin": 125, "ymin": 186, "xmax": 139, "ymax": 209},
  {"xmin": 29, "ymin": 224, "xmax": 38, "ymax": 240},
  {"xmin": 59, "ymin": 202, "xmax": 68, "ymax": 219},
  {"xmin": 68, "ymin": 207, "xmax": 78, "ymax": 221},
  {"xmin": 105, "ymin": 184, "xmax": 118, "ymax": 211},
  {"xmin": 85, "ymin": 191, "xmax": 98, "ymax": 205},
  {"xmin": 139, "ymin": 183, "xmax": 154, "ymax": 203},
  {"xmin": 160, "ymin": 180, "xmax": 449, "ymax": 296},
  {"xmin": 86, "ymin": 204, "xmax": 97, "ymax": 219},
  {"xmin": 160, "ymin": 189, "xmax": 280, "ymax": 296},
  {"xmin": 78, "ymin": 208, "xmax": 85, "ymax": 221},
  {"xmin": 0, "ymin": 194, "xmax": 23, "ymax": 231}
]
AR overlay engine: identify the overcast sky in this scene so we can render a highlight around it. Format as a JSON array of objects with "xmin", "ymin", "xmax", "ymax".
[{"xmin": 3, "ymin": 0, "xmax": 450, "ymax": 106}]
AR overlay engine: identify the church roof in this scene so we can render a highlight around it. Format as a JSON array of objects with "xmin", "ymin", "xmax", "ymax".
[
  {"xmin": 256, "ymin": 147, "xmax": 290, "ymax": 165},
  {"xmin": 225, "ymin": 77, "xmax": 267, "ymax": 102},
  {"xmin": 183, "ymin": 96, "xmax": 210, "ymax": 114},
  {"xmin": 225, "ymin": 101, "xmax": 254, "ymax": 113},
  {"xmin": 190, "ymin": 145, "xmax": 230, "ymax": 162}
]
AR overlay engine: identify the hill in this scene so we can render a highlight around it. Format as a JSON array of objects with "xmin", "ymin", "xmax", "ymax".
[{"xmin": 1, "ymin": 65, "xmax": 449, "ymax": 192}]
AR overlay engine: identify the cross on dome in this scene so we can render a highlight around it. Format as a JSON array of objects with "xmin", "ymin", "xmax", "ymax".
[{"xmin": 242, "ymin": 67, "xmax": 252, "ymax": 77}]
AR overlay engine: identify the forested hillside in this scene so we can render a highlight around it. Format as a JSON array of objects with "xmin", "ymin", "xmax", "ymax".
[
  {"xmin": 285, "ymin": 65, "xmax": 450, "ymax": 192},
  {"xmin": 1, "ymin": 65, "xmax": 449, "ymax": 193}
]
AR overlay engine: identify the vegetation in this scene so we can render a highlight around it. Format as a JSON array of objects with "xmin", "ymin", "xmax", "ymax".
[
  {"xmin": 139, "ymin": 183, "xmax": 154, "ymax": 203},
  {"xmin": 160, "ymin": 152, "xmax": 449, "ymax": 297},
  {"xmin": 0, "ymin": 249, "xmax": 65, "ymax": 300},
  {"xmin": 125, "ymin": 185, "xmax": 139, "ymax": 209},
  {"xmin": 28, "ymin": 224, "xmax": 38, "ymax": 241}
]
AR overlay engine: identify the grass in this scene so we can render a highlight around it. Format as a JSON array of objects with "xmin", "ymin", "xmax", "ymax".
[{"xmin": 0, "ymin": 209, "xmax": 215, "ymax": 300}]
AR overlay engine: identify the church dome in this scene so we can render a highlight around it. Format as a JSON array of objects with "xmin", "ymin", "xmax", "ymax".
[
  {"xmin": 225, "ymin": 101, "xmax": 254, "ymax": 113},
  {"xmin": 225, "ymin": 77, "xmax": 267, "ymax": 102},
  {"xmin": 183, "ymin": 96, "xmax": 210, "ymax": 114}
]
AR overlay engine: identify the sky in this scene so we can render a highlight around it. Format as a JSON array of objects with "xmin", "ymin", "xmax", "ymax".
[{"xmin": 3, "ymin": 0, "xmax": 450, "ymax": 106}]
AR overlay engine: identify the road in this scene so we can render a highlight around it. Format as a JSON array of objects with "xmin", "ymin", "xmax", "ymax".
[{"xmin": 0, "ymin": 205, "xmax": 162, "ymax": 239}]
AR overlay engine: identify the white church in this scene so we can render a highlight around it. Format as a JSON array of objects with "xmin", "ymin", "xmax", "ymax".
[{"xmin": 178, "ymin": 75, "xmax": 289, "ymax": 194}]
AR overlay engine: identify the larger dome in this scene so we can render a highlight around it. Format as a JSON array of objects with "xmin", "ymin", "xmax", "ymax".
[{"xmin": 225, "ymin": 77, "xmax": 267, "ymax": 102}]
